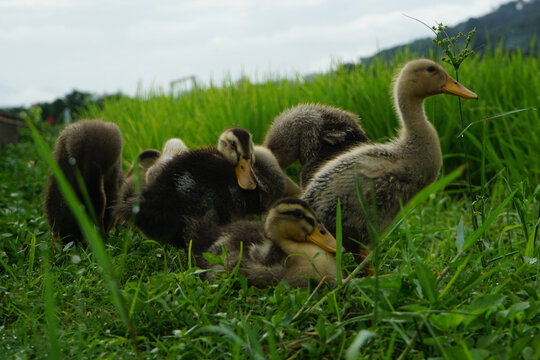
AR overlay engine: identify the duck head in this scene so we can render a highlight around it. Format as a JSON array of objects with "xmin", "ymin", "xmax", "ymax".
[
  {"xmin": 265, "ymin": 198, "xmax": 339, "ymax": 254},
  {"xmin": 395, "ymin": 58, "xmax": 478, "ymax": 100},
  {"xmin": 218, "ymin": 127, "xmax": 257, "ymax": 190}
]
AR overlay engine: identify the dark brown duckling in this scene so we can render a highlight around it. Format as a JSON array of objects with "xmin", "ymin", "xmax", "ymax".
[
  {"xmin": 44, "ymin": 120, "xmax": 123, "ymax": 243},
  {"xmin": 114, "ymin": 127, "xmax": 291, "ymax": 248},
  {"xmin": 145, "ymin": 138, "xmax": 188, "ymax": 184}
]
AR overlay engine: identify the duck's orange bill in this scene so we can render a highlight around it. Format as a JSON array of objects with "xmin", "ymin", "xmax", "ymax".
[
  {"xmin": 442, "ymin": 74, "xmax": 478, "ymax": 99},
  {"xmin": 235, "ymin": 158, "xmax": 257, "ymax": 190},
  {"xmin": 307, "ymin": 226, "xmax": 338, "ymax": 253}
]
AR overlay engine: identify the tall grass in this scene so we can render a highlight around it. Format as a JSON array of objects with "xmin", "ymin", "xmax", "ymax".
[{"xmin": 85, "ymin": 45, "xmax": 539, "ymax": 191}]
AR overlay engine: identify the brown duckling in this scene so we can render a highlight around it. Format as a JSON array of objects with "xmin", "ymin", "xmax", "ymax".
[
  {"xmin": 114, "ymin": 127, "xmax": 292, "ymax": 248},
  {"xmin": 196, "ymin": 197, "xmax": 340, "ymax": 288},
  {"xmin": 264, "ymin": 104, "xmax": 370, "ymax": 187},
  {"xmin": 301, "ymin": 59, "xmax": 478, "ymax": 254},
  {"xmin": 44, "ymin": 120, "xmax": 123, "ymax": 243},
  {"xmin": 118, "ymin": 148, "xmax": 161, "ymax": 202}
]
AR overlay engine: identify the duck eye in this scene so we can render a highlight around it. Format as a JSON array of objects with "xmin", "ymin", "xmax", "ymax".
[
  {"xmin": 304, "ymin": 216, "xmax": 315, "ymax": 227},
  {"xmin": 426, "ymin": 66, "xmax": 436, "ymax": 73},
  {"xmin": 280, "ymin": 209, "xmax": 303, "ymax": 218},
  {"xmin": 230, "ymin": 140, "xmax": 236, "ymax": 149}
]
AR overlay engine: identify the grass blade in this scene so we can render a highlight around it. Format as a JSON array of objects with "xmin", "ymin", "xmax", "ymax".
[
  {"xmin": 456, "ymin": 216, "xmax": 465, "ymax": 252},
  {"xmin": 457, "ymin": 108, "xmax": 536, "ymax": 138},
  {"xmin": 43, "ymin": 248, "xmax": 61, "ymax": 360},
  {"xmin": 346, "ymin": 330, "xmax": 376, "ymax": 360},
  {"xmin": 28, "ymin": 233, "xmax": 36, "ymax": 274},
  {"xmin": 461, "ymin": 189, "xmax": 517, "ymax": 252},
  {"xmin": 409, "ymin": 240, "xmax": 438, "ymax": 304}
]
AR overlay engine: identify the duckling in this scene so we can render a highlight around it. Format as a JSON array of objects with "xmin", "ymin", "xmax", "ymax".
[
  {"xmin": 253, "ymin": 145, "xmax": 302, "ymax": 197},
  {"xmin": 44, "ymin": 120, "xmax": 123, "ymax": 243},
  {"xmin": 196, "ymin": 197, "xmax": 340, "ymax": 288},
  {"xmin": 114, "ymin": 127, "xmax": 293, "ymax": 248},
  {"xmin": 118, "ymin": 148, "xmax": 161, "ymax": 202},
  {"xmin": 264, "ymin": 104, "xmax": 370, "ymax": 186},
  {"xmin": 145, "ymin": 138, "xmax": 188, "ymax": 184},
  {"xmin": 120, "ymin": 138, "xmax": 191, "ymax": 202},
  {"xmin": 301, "ymin": 59, "xmax": 478, "ymax": 254}
]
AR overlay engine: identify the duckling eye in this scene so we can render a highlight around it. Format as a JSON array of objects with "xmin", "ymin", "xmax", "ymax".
[
  {"xmin": 426, "ymin": 66, "xmax": 436, "ymax": 73},
  {"xmin": 281, "ymin": 209, "xmax": 303, "ymax": 218},
  {"xmin": 230, "ymin": 140, "xmax": 236, "ymax": 150},
  {"xmin": 304, "ymin": 217, "xmax": 315, "ymax": 227}
]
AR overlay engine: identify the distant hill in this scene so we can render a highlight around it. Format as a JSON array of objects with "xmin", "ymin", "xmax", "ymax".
[{"xmin": 361, "ymin": 0, "xmax": 539, "ymax": 64}]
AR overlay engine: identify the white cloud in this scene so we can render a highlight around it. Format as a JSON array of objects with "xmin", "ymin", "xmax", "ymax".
[{"xmin": 0, "ymin": 0, "xmax": 512, "ymax": 107}]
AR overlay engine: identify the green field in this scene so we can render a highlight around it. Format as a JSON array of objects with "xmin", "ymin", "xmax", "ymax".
[{"xmin": 1, "ymin": 46, "xmax": 539, "ymax": 359}]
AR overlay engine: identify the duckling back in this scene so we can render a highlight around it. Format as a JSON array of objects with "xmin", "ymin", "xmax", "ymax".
[
  {"xmin": 44, "ymin": 120, "xmax": 123, "ymax": 243},
  {"xmin": 301, "ymin": 143, "xmax": 424, "ymax": 252},
  {"xmin": 114, "ymin": 147, "xmax": 287, "ymax": 248},
  {"xmin": 264, "ymin": 104, "xmax": 370, "ymax": 186}
]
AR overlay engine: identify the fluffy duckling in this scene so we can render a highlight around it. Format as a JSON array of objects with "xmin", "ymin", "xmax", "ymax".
[
  {"xmin": 196, "ymin": 198, "xmax": 340, "ymax": 288},
  {"xmin": 264, "ymin": 104, "xmax": 370, "ymax": 186},
  {"xmin": 145, "ymin": 138, "xmax": 188, "ymax": 184},
  {"xmin": 301, "ymin": 59, "xmax": 478, "ymax": 253},
  {"xmin": 114, "ymin": 127, "xmax": 293, "ymax": 248},
  {"xmin": 118, "ymin": 148, "xmax": 161, "ymax": 202},
  {"xmin": 44, "ymin": 120, "xmax": 123, "ymax": 243}
]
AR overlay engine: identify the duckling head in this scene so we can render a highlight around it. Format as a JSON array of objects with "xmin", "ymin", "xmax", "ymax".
[
  {"xmin": 265, "ymin": 198, "xmax": 338, "ymax": 254},
  {"xmin": 394, "ymin": 58, "xmax": 478, "ymax": 101},
  {"xmin": 218, "ymin": 127, "xmax": 257, "ymax": 190}
]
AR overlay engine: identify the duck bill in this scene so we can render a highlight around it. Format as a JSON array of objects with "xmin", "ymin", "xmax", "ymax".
[
  {"xmin": 235, "ymin": 158, "xmax": 257, "ymax": 190},
  {"xmin": 442, "ymin": 74, "xmax": 478, "ymax": 99},
  {"xmin": 306, "ymin": 226, "xmax": 338, "ymax": 253}
]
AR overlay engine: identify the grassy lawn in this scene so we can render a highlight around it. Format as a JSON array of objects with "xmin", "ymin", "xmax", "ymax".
[{"xmin": 1, "ymin": 46, "xmax": 539, "ymax": 359}]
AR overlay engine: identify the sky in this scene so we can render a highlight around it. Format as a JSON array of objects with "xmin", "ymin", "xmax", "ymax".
[{"xmin": 0, "ymin": 0, "xmax": 512, "ymax": 107}]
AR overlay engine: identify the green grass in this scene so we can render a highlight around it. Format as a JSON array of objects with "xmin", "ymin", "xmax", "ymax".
[{"xmin": 1, "ymin": 47, "xmax": 539, "ymax": 359}]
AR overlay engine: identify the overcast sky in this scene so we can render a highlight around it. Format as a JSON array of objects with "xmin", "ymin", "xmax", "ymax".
[{"xmin": 0, "ymin": 0, "xmax": 511, "ymax": 107}]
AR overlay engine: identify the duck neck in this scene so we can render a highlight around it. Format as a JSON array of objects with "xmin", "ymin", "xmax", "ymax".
[{"xmin": 395, "ymin": 91, "xmax": 442, "ymax": 171}]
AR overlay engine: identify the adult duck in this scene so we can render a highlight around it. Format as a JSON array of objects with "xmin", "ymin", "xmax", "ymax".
[{"xmin": 301, "ymin": 59, "xmax": 478, "ymax": 253}]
